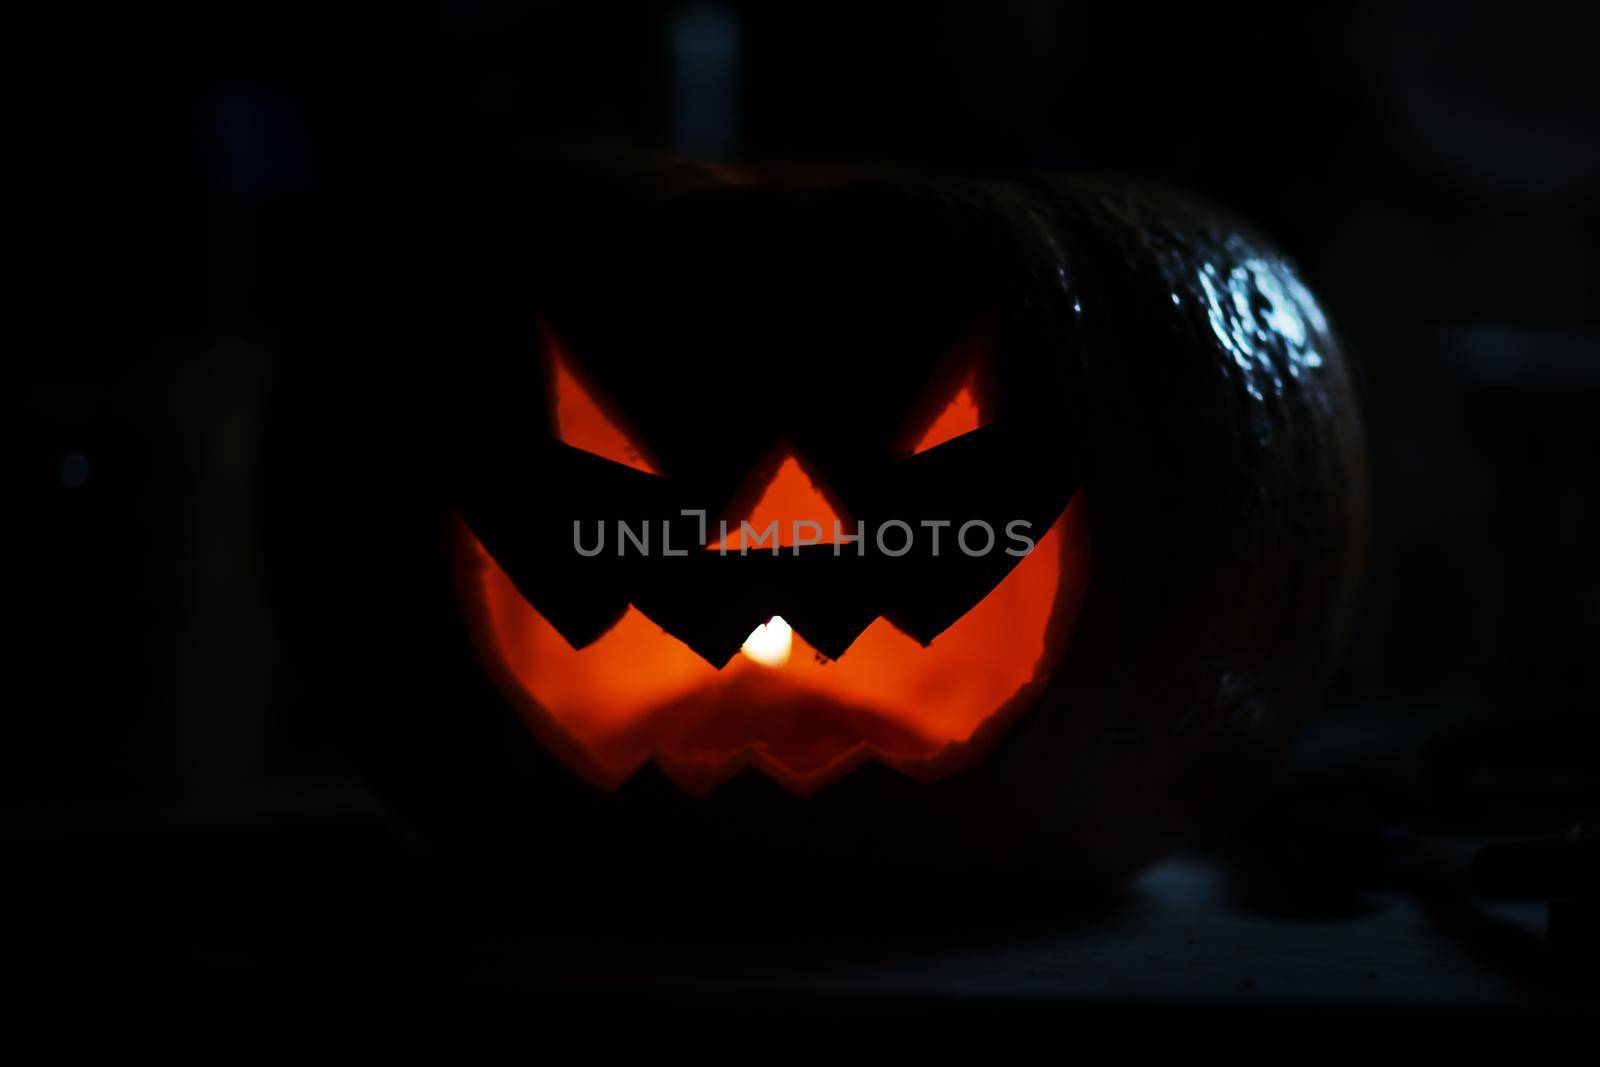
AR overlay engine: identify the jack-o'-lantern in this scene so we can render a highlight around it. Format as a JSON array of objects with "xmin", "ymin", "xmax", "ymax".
[
  {"xmin": 265, "ymin": 150, "xmax": 1365, "ymax": 896},
  {"xmin": 451, "ymin": 309, "xmax": 1093, "ymax": 799}
]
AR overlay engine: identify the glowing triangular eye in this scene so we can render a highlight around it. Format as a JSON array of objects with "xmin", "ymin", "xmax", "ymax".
[
  {"xmin": 908, "ymin": 369, "xmax": 984, "ymax": 455},
  {"xmin": 897, "ymin": 324, "xmax": 994, "ymax": 457},
  {"xmin": 543, "ymin": 321, "xmax": 664, "ymax": 476}
]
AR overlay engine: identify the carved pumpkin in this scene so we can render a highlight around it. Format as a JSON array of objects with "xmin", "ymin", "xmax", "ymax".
[
  {"xmin": 266, "ymin": 151, "xmax": 1366, "ymax": 890},
  {"xmin": 451, "ymin": 309, "xmax": 1094, "ymax": 798}
]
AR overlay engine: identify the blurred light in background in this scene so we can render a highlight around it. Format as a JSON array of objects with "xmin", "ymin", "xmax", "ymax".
[{"xmin": 671, "ymin": 3, "xmax": 741, "ymax": 159}]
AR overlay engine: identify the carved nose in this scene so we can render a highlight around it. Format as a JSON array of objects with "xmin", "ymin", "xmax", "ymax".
[{"xmin": 707, "ymin": 442, "xmax": 852, "ymax": 551}]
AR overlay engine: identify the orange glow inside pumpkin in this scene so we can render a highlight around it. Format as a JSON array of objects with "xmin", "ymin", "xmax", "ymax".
[
  {"xmin": 545, "ymin": 321, "xmax": 664, "ymax": 476},
  {"xmin": 709, "ymin": 452, "xmax": 848, "ymax": 550},
  {"xmin": 909, "ymin": 372, "xmax": 985, "ymax": 454},
  {"xmin": 460, "ymin": 321, "xmax": 1087, "ymax": 796},
  {"xmin": 452, "ymin": 494, "xmax": 1091, "ymax": 797}
]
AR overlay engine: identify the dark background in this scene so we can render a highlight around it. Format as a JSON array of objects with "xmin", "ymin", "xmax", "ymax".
[{"xmin": 11, "ymin": 0, "xmax": 1598, "ymax": 1035}]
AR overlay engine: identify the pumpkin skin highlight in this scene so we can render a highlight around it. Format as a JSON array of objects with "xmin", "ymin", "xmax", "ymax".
[{"xmin": 265, "ymin": 152, "xmax": 1366, "ymax": 889}]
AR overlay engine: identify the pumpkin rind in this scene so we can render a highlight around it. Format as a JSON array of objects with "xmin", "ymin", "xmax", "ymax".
[{"xmin": 263, "ymin": 153, "xmax": 1366, "ymax": 895}]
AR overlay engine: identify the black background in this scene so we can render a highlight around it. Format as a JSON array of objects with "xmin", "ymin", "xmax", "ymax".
[{"xmin": 11, "ymin": 0, "xmax": 1599, "ymax": 1040}]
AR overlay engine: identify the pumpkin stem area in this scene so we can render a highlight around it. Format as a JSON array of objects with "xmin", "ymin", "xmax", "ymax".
[{"xmin": 451, "ymin": 496, "xmax": 1090, "ymax": 797}]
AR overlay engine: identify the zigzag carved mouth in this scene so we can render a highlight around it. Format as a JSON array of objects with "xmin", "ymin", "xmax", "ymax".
[{"xmin": 451, "ymin": 495, "xmax": 1091, "ymax": 797}]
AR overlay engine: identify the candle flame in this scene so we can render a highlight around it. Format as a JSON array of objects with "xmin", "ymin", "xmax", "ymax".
[{"xmin": 740, "ymin": 616, "xmax": 793, "ymax": 668}]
